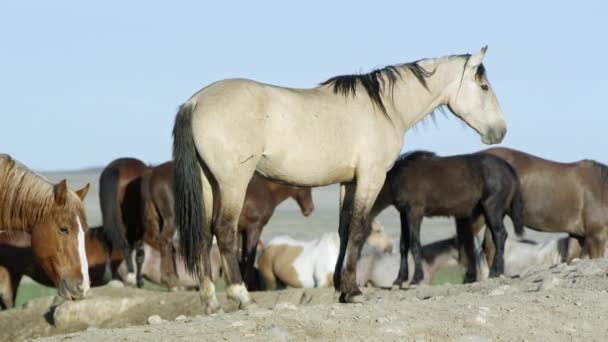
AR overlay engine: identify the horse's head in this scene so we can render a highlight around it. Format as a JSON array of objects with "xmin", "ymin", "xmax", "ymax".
[
  {"xmin": 31, "ymin": 180, "xmax": 91, "ymax": 300},
  {"xmin": 366, "ymin": 220, "xmax": 393, "ymax": 254},
  {"xmin": 447, "ymin": 46, "xmax": 506, "ymax": 145},
  {"xmin": 292, "ymin": 187, "xmax": 314, "ymax": 217}
]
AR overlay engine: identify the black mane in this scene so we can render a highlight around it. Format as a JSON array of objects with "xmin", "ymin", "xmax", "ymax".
[
  {"xmin": 321, "ymin": 61, "xmax": 435, "ymax": 118},
  {"xmin": 394, "ymin": 150, "xmax": 437, "ymax": 167}
]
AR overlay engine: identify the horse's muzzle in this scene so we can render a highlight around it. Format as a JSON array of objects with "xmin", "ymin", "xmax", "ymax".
[
  {"xmin": 482, "ymin": 126, "xmax": 507, "ymax": 145},
  {"xmin": 58, "ymin": 277, "xmax": 86, "ymax": 300}
]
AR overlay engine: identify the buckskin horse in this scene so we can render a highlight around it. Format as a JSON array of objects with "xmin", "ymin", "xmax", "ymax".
[
  {"xmin": 0, "ymin": 154, "xmax": 90, "ymax": 301},
  {"xmin": 173, "ymin": 47, "xmax": 506, "ymax": 311},
  {"xmin": 141, "ymin": 161, "xmax": 314, "ymax": 290}
]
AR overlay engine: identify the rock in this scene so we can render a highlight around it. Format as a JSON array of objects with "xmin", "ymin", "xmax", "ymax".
[
  {"xmin": 274, "ymin": 302, "xmax": 298, "ymax": 311},
  {"xmin": 175, "ymin": 315, "xmax": 187, "ymax": 321},
  {"xmin": 268, "ymin": 326, "xmax": 291, "ymax": 342},
  {"xmin": 147, "ymin": 315, "xmax": 164, "ymax": 325},
  {"xmin": 53, "ymin": 296, "xmax": 145, "ymax": 328},
  {"xmin": 107, "ymin": 280, "xmax": 125, "ymax": 288},
  {"xmin": 537, "ymin": 277, "xmax": 560, "ymax": 291},
  {"xmin": 376, "ymin": 317, "xmax": 390, "ymax": 324}
]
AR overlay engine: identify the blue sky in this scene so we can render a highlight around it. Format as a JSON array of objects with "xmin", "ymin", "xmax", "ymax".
[{"xmin": 1, "ymin": 1, "xmax": 606, "ymax": 170}]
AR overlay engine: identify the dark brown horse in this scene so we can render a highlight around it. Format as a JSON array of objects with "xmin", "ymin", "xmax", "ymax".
[
  {"xmin": 476, "ymin": 147, "xmax": 608, "ymax": 263},
  {"xmin": 0, "ymin": 227, "xmax": 120, "ymax": 309},
  {"xmin": 0, "ymin": 154, "xmax": 90, "ymax": 301},
  {"xmin": 141, "ymin": 161, "xmax": 314, "ymax": 290},
  {"xmin": 370, "ymin": 151, "xmax": 524, "ymax": 287},
  {"xmin": 99, "ymin": 157, "xmax": 148, "ymax": 287}
]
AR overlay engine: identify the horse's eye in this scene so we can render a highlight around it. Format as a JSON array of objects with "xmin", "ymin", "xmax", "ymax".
[
  {"xmin": 480, "ymin": 84, "xmax": 489, "ymax": 91},
  {"xmin": 59, "ymin": 226, "xmax": 69, "ymax": 235}
]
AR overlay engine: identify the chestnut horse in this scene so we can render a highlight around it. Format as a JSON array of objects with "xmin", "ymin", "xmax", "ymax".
[
  {"xmin": 99, "ymin": 157, "xmax": 148, "ymax": 287},
  {"xmin": 141, "ymin": 161, "xmax": 314, "ymax": 290},
  {"xmin": 0, "ymin": 227, "xmax": 123, "ymax": 310},
  {"xmin": 0, "ymin": 154, "xmax": 90, "ymax": 301},
  {"xmin": 370, "ymin": 151, "xmax": 524, "ymax": 287},
  {"xmin": 173, "ymin": 47, "xmax": 506, "ymax": 310},
  {"xmin": 475, "ymin": 147, "xmax": 608, "ymax": 265}
]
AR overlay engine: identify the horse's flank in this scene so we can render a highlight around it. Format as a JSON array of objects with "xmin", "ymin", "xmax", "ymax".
[{"xmin": 0, "ymin": 154, "xmax": 84, "ymax": 231}]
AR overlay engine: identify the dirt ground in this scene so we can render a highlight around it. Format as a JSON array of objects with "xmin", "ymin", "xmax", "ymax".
[{"xmin": 1, "ymin": 257, "xmax": 606, "ymax": 341}]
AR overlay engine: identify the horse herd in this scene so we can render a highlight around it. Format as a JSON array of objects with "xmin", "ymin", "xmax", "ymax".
[{"xmin": 1, "ymin": 47, "xmax": 607, "ymax": 316}]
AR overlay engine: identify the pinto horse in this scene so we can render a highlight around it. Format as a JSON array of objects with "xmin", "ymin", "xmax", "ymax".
[
  {"xmin": 474, "ymin": 147, "xmax": 608, "ymax": 266},
  {"xmin": 173, "ymin": 47, "xmax": 506, "ymax": 310},
  {"xmin": 370, "ymin": 151, "xmax": 524, "ymax": 287},
  {"xmin": 141, "ymin": 161, "xmax": 314, "ymax": 290},
  {"xmin": 99, "ymin": 157, "xmax": 148, "ymax": 287},
  {"xmin": 0, "ymin": 154, "xmax": 90, "ymax": 301}
]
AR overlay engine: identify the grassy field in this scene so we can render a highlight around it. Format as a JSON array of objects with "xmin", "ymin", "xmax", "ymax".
[{"xmin": 14, "ymin": 267, "xmax": 462, "ymax": 308}]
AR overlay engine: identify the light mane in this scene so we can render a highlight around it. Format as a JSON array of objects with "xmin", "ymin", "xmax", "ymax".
[{"xmin": 0, "ymin": 154, "xmax": 84, "ymax": 229}]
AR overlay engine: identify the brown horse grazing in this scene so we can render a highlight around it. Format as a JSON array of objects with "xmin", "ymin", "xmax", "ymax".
[
  {"xmin": 99, "ymin": 157, "xmax": 148, "ymax": 287},
  {"xmin": 476, "ymin": 147, "xmax": 608, "ymax": 263},
  {"xmin": 141, "ymin": 161, "xmax": 314, "ymax": 290},
  {"xmin": 0, "ymin": 227, "xmax": 123, "ymax": 310},
  {"xmin": 0, "ymin": 154, "xmax": 90, "ymax": 301},
  {"xmin": 370, "ymin": 151, "xmax": 524, "ymax": 287}
]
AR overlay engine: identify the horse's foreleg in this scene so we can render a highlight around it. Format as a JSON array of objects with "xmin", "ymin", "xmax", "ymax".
[
  {"xmin": 334, "ymin": 183, "xmax": 356, "ymax": 291},
  {"xmin": 393, "ymin": 210, "xmax": 410, "ymax": 288},
  {"xmin": 338, "ymin": 174, "xmax": 385, "ymax": 303},
  {"xmin": 135, "ymin": 241, "xmax": 145, "ymax": 288},
  {"xmin": 242, "ymin": 223, "xmax": 263, "ymax": 291}
]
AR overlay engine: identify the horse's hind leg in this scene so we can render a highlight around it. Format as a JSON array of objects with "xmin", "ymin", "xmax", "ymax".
[
  {"xmin": 392, "ymin": 209, "xmax": 411, "ymax": 288},
  {"xmin": 214, "ymin": 176, "xmax": 255, "ymax": 309},
  {"xmin": 456, "ymin": 217, "xmax": 477, "ymax": 283},
  {"xmin": 482, "ymin": 198, "xmax": 508, "ymax": 277},
  {"xmin": 197, "ymin": 167, "xmax": 221, "ymax": 314}
]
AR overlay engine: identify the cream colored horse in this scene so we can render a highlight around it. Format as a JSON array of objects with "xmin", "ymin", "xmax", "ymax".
[{"xmin": 173, "ymin": 47, "xmax": 506, "ymax": 312}]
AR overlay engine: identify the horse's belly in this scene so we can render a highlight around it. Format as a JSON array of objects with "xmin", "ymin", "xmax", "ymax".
[{"xmin": 257, "ymin": 149, "xmax": 356, "ymax": 187}]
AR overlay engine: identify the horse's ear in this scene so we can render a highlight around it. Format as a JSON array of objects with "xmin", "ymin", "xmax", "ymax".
[
  {"xmin": 467, "ymin": 46, "xmax": 488, "ymax": 68},
  {"xmin": 54, "ymin": 179, "xmax": 68, "ymax": 206},
  {"xmin": 75, "ymin": 183, "xmax": 90, "ymax": 200}
]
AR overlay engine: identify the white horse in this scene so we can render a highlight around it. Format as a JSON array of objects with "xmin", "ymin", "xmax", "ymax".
[
  {"xmin": 258, "ymin": 223, "xmax": 393, "ymax": 290},
  {"xmin": 357, "ymin": 238, "xmax": 459, "ymax": 288},
  {"xmin": 172, "ymin": 47, "xmax": 506, "ymax": 311}
]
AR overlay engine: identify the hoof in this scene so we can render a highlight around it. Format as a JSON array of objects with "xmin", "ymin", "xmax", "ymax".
[
  {"xmin": 339, "ymin": 292, "xmax": 366, "ymax": 304},
  {"xmin": 240, "ymin": 301, "xmax": 258, "ymax": 311},
  {"xmin": 125, "ymin": 273, "xmax": 137, "ymax": 286},
  {"xmin": 400, "ymin": 282, "xmax": 413, "ymax": 290},
  {"xmin": 203, "ymin": 299, "xmax": 222, "ymax": 315}
]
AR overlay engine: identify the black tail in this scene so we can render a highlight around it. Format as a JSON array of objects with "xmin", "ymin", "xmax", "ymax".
[
  {"xmin": 99, "ymin": 165, "xmax": 130, "ymax": 257},
  {"xmin": 172, "ymin": 101, "xmax": 204, "ymax": 277},
  {"xmin": 510, "ymin": 184, "xmax": 525, "ymax": 237}
]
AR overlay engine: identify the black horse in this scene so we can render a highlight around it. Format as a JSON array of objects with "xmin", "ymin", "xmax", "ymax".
[{"xmin": 371, "ymin": 151, "xmax": 524, "ymax": 287}]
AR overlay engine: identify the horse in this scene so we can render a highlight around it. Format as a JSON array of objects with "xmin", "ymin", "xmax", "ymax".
[
  {"xmin": 172, "ymin": 46, "xmax": 506, "ymax": 310},
  {"xmin": 472, "ymin": 147, "xmax": 608, "ymax": 266},
  {"xmin": 0, "ymin": 154, "xmax": 90, "ymax": 301},
  {"xmin": 258, "ymin": 220, "xmax": 393, "ymax": 290},
  {"xmin": 0, "ymin": 227, "xmax": 120, "ymax": 309},
  {"xmin": 141, "ymin": 161, "xmax": 314, "ymax": 290},
  {"xmin": 99, "ymin": 157, "xmax": 148, "ymax": 287},
  {"xmin": 356, "ymin": 237, "xmax": 460, "ymax": 288},
  {"xmin": 370, "ymin": 151, "xmax": 524, "ymax": 288},
  {"xmin": 117, "ymin": 241, "xmax": 223, "ymax": 291}
]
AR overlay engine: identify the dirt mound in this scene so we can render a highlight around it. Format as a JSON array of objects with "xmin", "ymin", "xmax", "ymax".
[{"xmin": 4, "ymin": 258, "xmax": 608, "ymax": 341}]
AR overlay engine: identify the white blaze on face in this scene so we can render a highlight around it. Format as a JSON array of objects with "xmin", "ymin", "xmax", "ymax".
[{"xmin": 76, "ymin": 216, "xmax": 90, "ymax": 294}]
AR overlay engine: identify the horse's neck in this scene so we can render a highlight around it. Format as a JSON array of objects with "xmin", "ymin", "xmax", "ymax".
[{"xmin": 386, "ymin": 58, "xmax": 463, "ymax": 133}]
